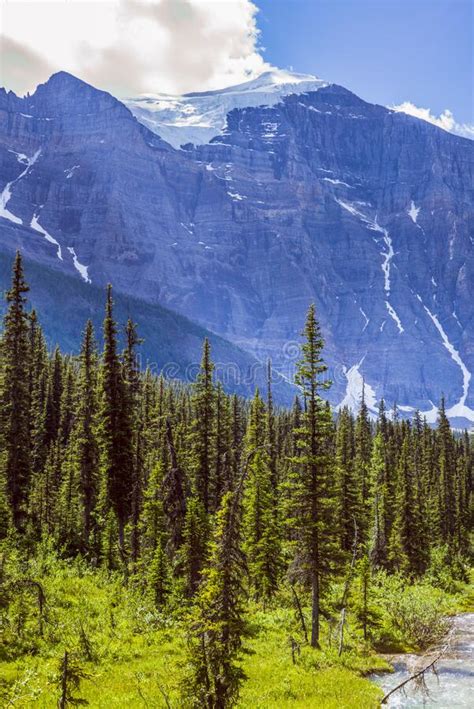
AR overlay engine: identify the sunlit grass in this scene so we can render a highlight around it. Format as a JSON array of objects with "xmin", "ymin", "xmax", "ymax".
[
  {"xmin": 0, "ymin": 559, "xmax": 385, "ymax": 708},
  {"xmin": 3, "ymin": 553, "xmax": 470, "ymax": 707}
]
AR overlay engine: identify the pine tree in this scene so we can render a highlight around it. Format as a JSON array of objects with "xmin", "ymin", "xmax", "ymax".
[
  {"xmin": 30, "ymin": 357, "xmax": 49, "ymax": 484},
  {"xmin": 149, "ymin": 535, "xmax": 170, "ymax": 608},
  {"xmin": 243, "ymin": 450, "xmax": 280, "ymax": 601},
  {"xmin": 0, "ymin": 252, "xmax": 32, "ymax": 530},
  {"xmin": 335, "ymin": 407, "xmax": 358, "ymax": 552},
  {"xmin": 266, "ymin": 360, "xmax": 278, "ymax": 494},
  {"xmin": 437, "ymin": 399, "xmax": 456, "ymax": 547},
  {"xmin": 246, "ymin": 389, "xmax": 266, "ymax": 449},
  {"xmin": 388, "ymin": 436, "xmax": 426, "ymax": 576},
  {"xmin": 183, "ymin": 490, "xmax": 245, "ymax": 708},
  {"xmin": 354, "ymin": 386, "xmax": 372, "ymax": 540},
  {"xmin": 368, "ymin": 432, "xmax": 388, "ymax": 569},
  {"xmin": 291, "ymin": 303, "xmax": 331, "ymax": 648},
  {"xmin": 213, "ymin": 383, "xmax": 231, "ymax": 510},
  {"xmin": 181, "ymin": 497, "xmax": 209, "ymax": 597},
  {"xmin": 73, "ymin": 321, "xmax": 99, "ymax": 552},
  {"xmin": 56, "ymin": 447, "xmax": 81, "ymax": 554},
  {"xmin": 230, "ymin": 395, "xmax": 244, "ymax": 488},
  {"xmin": 139, "ymin": 462, "xmax": 165, "ymax": 563},
  {"xmin": 34, "ymin": 438, "xmax": 62, "ymax": 538},
  {"xmin": 123, "ymin": 318, "xmax": 143, "ymax": 563},
  {"xmin": 44, "ymin": 347, "xmax": 63, "ymax": 448},
  {"xmin": 99, "ymin": 286, "xmax": 134, "ymax": 551},
  {"xmin": 192, "ymin": 339, "xmax": 216, "ymax": 514}
]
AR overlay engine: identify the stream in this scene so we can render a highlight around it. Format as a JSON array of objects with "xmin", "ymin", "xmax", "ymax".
[{"xmin": 371, "ymin": 613, "xmax": 474, "ymax": 707}]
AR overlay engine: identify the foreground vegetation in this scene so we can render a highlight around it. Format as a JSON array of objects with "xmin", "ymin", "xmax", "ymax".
[
  {"xmin": 2, "ymin": 548, "xmax": 470, "ymax": 707},
  {"xmin": 0, "ymin": 253, "xmax": 472, "ymax": 707}
]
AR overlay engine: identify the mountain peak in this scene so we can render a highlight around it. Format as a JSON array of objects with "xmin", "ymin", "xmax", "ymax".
[
  {"xmin": 29, "ymin": 71, "xmax": 129, "ymax": 119},
  {"xmin": 183, "ymin": 68, "xmax": 327, "ymax": 98},
  {"xmin": 39, "ymin": 71, "xmax": 90, "ymax": 91},
  {"xmin": 125, "ymin": 68, "xmax": 329, "ymax": 149}
]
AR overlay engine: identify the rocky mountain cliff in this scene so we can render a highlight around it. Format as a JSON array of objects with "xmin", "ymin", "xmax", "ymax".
[{"xmin": 0, "ymin": 71, "xmax": 472, "ymax": 420}]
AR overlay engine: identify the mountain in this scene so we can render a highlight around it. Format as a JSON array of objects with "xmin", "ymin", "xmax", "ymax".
[
  {"xmin": 124, "ymin": 68, "xmax": 328, "ymax": 148},
  {"xmin": 0, "ymin": 70, "xmax": 473, "ymax": 420},
  {"xmin": 0, "ymin": 229, "xmax": 287, "ymax": 402}
]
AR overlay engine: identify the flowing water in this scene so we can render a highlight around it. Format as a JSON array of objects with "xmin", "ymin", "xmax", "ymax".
[{"xmin": 371, "ymin": 613, "xmax": 474, "ymax": 707}]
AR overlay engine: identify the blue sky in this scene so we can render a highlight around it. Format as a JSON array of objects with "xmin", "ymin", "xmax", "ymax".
[{"xmin": 257, "ymin": 0, "xmax": 472, "ymax": 125}]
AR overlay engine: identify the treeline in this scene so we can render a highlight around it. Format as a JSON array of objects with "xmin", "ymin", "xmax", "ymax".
[{"xmin": 0, "ymin": 252, "xmax": 472, "ymax": 707}]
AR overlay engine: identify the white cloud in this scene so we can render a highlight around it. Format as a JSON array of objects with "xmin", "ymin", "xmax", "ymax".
[
  {"xmin": 0, "ymin": 0, "xmax": 273, "ymax": 97},
  {"xmin": 391, "ymin": 101, "xmax": 474, "ymax": 140}
]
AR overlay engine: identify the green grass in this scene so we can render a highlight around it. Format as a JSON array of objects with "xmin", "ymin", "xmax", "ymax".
[
  {"xmin": 3, "ymin": 551, "xmax": 472, "ymax": 707},
  {"xmin": 1, "ymin": 629, "xmax": 384, "ymax": 709},
  {"xmin": 0, "ymin": 555, "xmax": 386, "ymax": 707},
  {"xmin": 238, "ymin": 608, "xmax": 385, "ymax": 708}
]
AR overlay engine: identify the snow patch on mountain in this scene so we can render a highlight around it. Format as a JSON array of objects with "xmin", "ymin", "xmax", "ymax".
[
  {"xmin": 125, "ymin": 69, "xmax": 328, "ymax": 149},
  {"xmin": 64, "ymin": 165, "xmax": 80, "ymax": 179},
  {"xmin": 67, "ymin": 247, "xmax": 90, "ymax": 283},
  {"xmin": 228, "ymin": 191, "xmax": 246, "ymax": 201},
  {"xmin": 359, "ymin": 307, "xmax": 370, "ymax": 331},
  {"xmin": 8, "ymin": 150, "xmax": 29, "ymax": 165},
  {"xmin": 373, "ymin": 222, "xmax": 394, "ymax": 294},
  {"xmin": 408, "ymin": 200, "xmax": 420, "ymax": 223},
  {"xmin": 336, "ymin": 199, "xmax": 394, "ymax": 294},
  {"xmin": 0, "ymin": 149, "xmax": 41, "ymax": 225},
  {"xmin": 385, "ymin": 301, "xmax": 404, "ymax": 333},
  {"xmin": 30, "ymin": 212, "xmax": 63, "ymax": 260},
  {"xmin": 421, "ymin": 402, "xmax": 440, "ymax": 424},
  {"xmin": 323, "ymin": 177, "xmax": 353, "ymax": 187},
  {"xmin": 338, "ymin": 360, "xmax": 378, "ymax": 413},
  {"xmin": 417, "ymin": 295, "xmax": 474, "ymax": 421}
]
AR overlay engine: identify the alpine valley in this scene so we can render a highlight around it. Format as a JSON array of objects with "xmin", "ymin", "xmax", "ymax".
[{"xmin": 0, "ymin": 68, "xmax": 472, "ymax": 420}]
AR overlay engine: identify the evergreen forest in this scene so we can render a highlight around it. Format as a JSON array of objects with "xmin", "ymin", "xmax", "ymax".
[{"xmin": 0, "ymin": 252, "xmax": 472, "ymax": 708}]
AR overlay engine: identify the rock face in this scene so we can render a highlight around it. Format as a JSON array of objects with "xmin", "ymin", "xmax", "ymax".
[{"xmin": 0, "ymin": 71, "xmax": 473, "ymax": 420}]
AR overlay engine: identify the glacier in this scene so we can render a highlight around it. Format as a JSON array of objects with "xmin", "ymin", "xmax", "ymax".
[{"xmin": 125, "ymin": 69, "xmax": 328, "ymax": 149}]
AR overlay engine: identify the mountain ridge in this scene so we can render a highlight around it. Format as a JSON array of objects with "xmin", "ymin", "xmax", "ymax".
[{"xmin": 0, "ymin": 70, "xmax": 472, "ymax": 420}]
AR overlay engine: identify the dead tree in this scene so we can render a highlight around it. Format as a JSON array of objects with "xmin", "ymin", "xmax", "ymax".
[
  {"xmin": 13, "ymin": 579, "xmax": 47, "ymax": 636},
  {"xmin": 381, "ymin": 628, "xmax": 454, "ymax": 704},
  {"xmin": 338, "ymin": 518, "xmax": 359, "ymax": 656},
  {"xmin": 290, "ymin": 583, "xmax": 309, "ymax": 644}
]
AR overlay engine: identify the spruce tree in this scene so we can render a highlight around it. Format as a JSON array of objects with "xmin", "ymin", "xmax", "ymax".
[
  {"xmin": 388, "ymin": 436, "xmax": 426, "ymax": 576},
  {"xmin": 123, "ymin": 318, "xmax": 143, "ymax": 563},
  {"xmin": 0, "ymin": 252, "xmax": 32, "ymax": 530},
  {"xmin": 181, "ymin": 496, "xmax": 209, "ymax": 597},
  {"xmin": 336, "ymin": 407, "xmax": 358, "ymax": 552},
  {"xmin": 139, "ymin": 461, "xmax": 165, "ymax": 563},
  {"xmin": 291, "ymin": 303, "xmax": 331, "ymax": 648},
  {"xmin": 74, "ymin": 321, "xmax": 99, "ymax": 552},
  {"xmin": 437, "ymin": 399, "xmax": 456, "ymax": 547},
  {"xmin": 99, "ymin": 286, "xmax": 134, "ymax": 551},
  {"xmin": 192, "ymin": 339, "xmax": 216, "ymax": 514},
  {"xmin": 368, "ymin": 432, "xmax": 388, "ymax": 569},
  {"xmin": 243, "ymin": 450, "xmax": 280, "ymax": 601},
  {"xmin": 183, "ymin": 490, "xmax": 245, "ymax": 708},
  {"xmin": 149, "ymin": 535, "xmax": 170, "ymax": 608},
  {"xmin": 266, "ymin": 360, "xmax": 278, "ymax": 494},
  {"xmin": 213, "ymin": 383, "xmax": 231, "ymax": 510},
  {"xmin": 354, "ymin": 386, "xmax": 372, "ymax": 539}
]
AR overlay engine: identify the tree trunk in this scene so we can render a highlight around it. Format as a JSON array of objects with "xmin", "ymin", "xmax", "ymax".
[
  {"xmin": 291, "ymin": 584, "xmax": 308, "ymax": 644},
  {"xmin": 59, "ymin": 651, "xmax": 68, "ymax": 709},
  {"xmin": 310, "ymin": 564, "xmax": 320, "ymax": 648}
]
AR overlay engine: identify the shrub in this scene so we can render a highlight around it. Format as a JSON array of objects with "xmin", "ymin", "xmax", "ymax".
[{"xmin": 375, "ymin": 574, "xmax": 451, "ymax": 650}]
